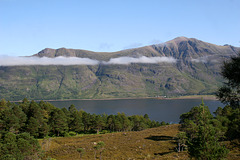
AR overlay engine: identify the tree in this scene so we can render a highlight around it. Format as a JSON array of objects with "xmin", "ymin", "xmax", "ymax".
[
  {"xmin": 0, "ymin": 106, "xmax": 20, "ymax": 134},
  {"xmin": 106, "ymin": 115, "xmax": 115, "ymax": 132},
  {"xmin": 176, "ymin": 132, "xmax": 187, "ymax": 152},
  {"xmin": 12, "ymin": 105, "xmax": 27, "ymax": 133},
  {"xmin": 16, "ymin": 132, "xmax": 42, "ymax": 159},
  {"xmin": 94, "ymin": 115, "xmax": 105, "ymax": 134},
  {"xmin": 216, "ymin": 54, "xmax": 240, "ymax": 140},
  {"xmin": 180, "ymin": 102, "xmax": 229, "ymax": 159},
  {"xmin": 68, "ymin": 104, "xmax": 77, "ymax": 114},
  {"xmin": 0, "ymin": 132, "xmax": 42, "ymax": 160},
  {"xmin": 69, "ymin": 110, "xmax": 84, "ymax": 133},
  {"xmin": 49, "ymin": 109, "xmax": 68, "ymax": 136},
  {"xmin": 216, "ymin": 55, "xmax": 240, "ymax": 108},
  {"xmin": 82, "ymin": 112, "xmax": 92, "ymax": 132},
  {"xmin": 26, "ymin": 117, "xmax": 39, "ymax": 137}
]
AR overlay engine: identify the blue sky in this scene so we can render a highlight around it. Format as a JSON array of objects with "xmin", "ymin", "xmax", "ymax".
[{"xmin": 0, "ymin": 0, "xmax": 240, "ymax": 56}]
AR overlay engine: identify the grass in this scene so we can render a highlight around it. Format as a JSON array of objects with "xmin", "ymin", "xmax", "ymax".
[
  {"xmin": 40, "ymin": 124, "xmax": 187, "ymax": 160},
  {"xmin": 40, "ymin": 124, "xmax": 240, "ymax": 160}
]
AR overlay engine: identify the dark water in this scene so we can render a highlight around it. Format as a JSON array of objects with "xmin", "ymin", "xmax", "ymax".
[{"xmin": 50, "ymin": 99, "xmax": 224, "ymax": 123}]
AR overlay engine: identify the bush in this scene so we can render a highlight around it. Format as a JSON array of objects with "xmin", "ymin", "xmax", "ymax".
[
  {"xmin": 64, "ymin": 132, "xmax": 70, "ymax": 137},
  {"xmin": 101, "ymin": 130, "xmax": 109, "ymax": 134},
  {"xmin": 69, "ymin": 131, "xmax": 77, "ymax": 136}
]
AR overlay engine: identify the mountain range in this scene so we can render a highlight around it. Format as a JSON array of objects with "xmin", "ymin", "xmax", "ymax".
[{"xmin": 0, "ymin": 37, "xmax": 239, "ymax": 101}]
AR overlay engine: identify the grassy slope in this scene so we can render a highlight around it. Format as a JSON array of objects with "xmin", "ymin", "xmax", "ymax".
[
  {"xmin": 40, "ymin": 124, "xmax": 186, "ymax": 160},
  {"xmin": 39, "ymin": 124, "xmax": 240, "ymax": 160},
  {"xmin": 0, "ymin": 62, "xmax": 222, "ymax": 101}
]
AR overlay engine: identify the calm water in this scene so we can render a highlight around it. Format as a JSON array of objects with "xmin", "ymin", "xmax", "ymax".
[{"xmin": 49, "ymin": 99, "xmax": 224, "ymax": 123}]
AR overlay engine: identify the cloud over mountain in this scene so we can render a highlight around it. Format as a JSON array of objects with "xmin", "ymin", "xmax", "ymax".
[
  {"xmin": 0, "ymin": 56, "xmax": 176, "ymax": 66},
  {"xmin": 104, "ymin": 56, "xmax": 176, "ymax": 65},
  {"xmin": 0, "ymin": 56, "xmax": 99, "ymax": 66}
]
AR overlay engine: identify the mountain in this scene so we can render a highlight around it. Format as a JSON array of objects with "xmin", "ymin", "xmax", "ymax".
[{"xmin": 1, "ymin": 37, "xmax": 239, "ymax": 101}]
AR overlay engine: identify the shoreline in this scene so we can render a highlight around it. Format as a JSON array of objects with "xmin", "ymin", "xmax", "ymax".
[
  {"xmin": 165, "ymin": 95, "xmax": 217, "ymax": 100},
  {"xmin": 10, "ymin": 95, "xmax": 217, "ymax": 102}
]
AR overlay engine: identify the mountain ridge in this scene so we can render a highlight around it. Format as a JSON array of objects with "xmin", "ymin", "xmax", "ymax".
[
  {"xmin": 1, "ymin": 37, "xmax": 240, "ymax": 101},
  {"xmin": 35, "ymin": 37, "xmax": 239, "ymax": 60}
]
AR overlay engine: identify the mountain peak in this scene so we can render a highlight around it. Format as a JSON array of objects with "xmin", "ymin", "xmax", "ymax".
[
  {"xmin": 166, "ymin": 36, "xmax": 194, "ymax": 44},
  {"xmin": 173, "ymin": 36, "xmax": 189, "ymax": 41},
  {"xmin": 39, "ymin": 48, "xmax": 56, "ymax": 53}
]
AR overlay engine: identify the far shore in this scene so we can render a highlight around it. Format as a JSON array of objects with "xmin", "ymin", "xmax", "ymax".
[
  {"xmin": 10, "ymin": 95, "xmax": 218, "ymax": 102},
  {"xmin": 164, "ymin": 95, "xmax": 217, "ymax": 100}
]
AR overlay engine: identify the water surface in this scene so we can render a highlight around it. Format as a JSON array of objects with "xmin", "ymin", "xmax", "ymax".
[{"xmin": 50, "ymin": 99, "xmax": 224, "ymax": 123}]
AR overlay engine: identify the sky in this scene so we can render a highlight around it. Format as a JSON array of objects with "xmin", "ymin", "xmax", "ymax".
[{"xmin": 0, "ymin": 0, "xmax": 240, "ymax": 56}]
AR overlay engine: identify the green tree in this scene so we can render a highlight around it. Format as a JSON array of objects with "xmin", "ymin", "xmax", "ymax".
[
  {"xmin": 49, "ymin": 109, "xmax": 68, "ymax": 136},
  {"xmin": 12, "ymin": 105, "xmax": 27, "ymax": 133},
  {"xmin": 0, "ymin": 132, "xmax": 42, "ymax": 160},
  {"xmin": 1, "ymin": 132, "xmax": 20, "ymax": 158},
  {"xmin": 69, "ymin": 110, "xmax": 84, "ymax": 133},
  {"xmin": 26, "ymin": 117, "xmax": 39, "ymax": 137},
  {"xmin": 94, "ymin": 115, "xmax": 105, "ymax": 134},
  {"xmin": 216, "ymin": 55, "xmax": 240, "ymax": 140},
  {"xmin": 68, "ymin": 104, "xmax": 77, "ymax": 114},
  {"xmin": 106, "ymin": 115, "xmax": 115, "ymax": 132},
  {"xmin": 131, "ymin": 115, "xmax": 147, "ymax": 131},
  {"xmin": 0, "ymin": 106, "xmax": 20, "ymax": 134},
  {"xmin": 82, "ymin": 112, "xmax": 92, "ymax": 132},
  {"xmin": 180, "ymin": 102, "xmax": 229, "ymax": 159},
  {"xmin": 16, "ymin": 132, "xmax": 42, "ymax": 159},
  {"xmin": 176, "ymin": 132, "xmax": 187, "ymax": 152},
  {"xmin": 216, "ymin": 55, "xmax": 240, "ymax": 108}
]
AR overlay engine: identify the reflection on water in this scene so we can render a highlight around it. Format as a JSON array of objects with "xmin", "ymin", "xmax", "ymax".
[{"xmin": 50, "ymin": 99, "xmax": 224, "ymax": 123}]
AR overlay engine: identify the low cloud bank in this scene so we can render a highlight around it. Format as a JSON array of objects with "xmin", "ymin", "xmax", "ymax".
[
  {"xmin": 104, "ymin": 56, "xmax": 176, "ymax": 65},
  {"xmin": 0, "ymin": 56, "xmax": 177, "ymax": 66},
  {"xmin": 0, "ymin": 56, "xmax": 99, "ymax": 66}
]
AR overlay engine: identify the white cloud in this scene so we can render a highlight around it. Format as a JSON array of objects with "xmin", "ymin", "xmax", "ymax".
[
  {"xmin": 104, "ymin": 56, "xmax": 177, "ymax": 65},
  {"xmin": 0, "ymin": 56, "xmax": 177, "ymax": 66},
  {"xmin": 0, "ymin": 56, "xmax": 99, "ymax": 66}
]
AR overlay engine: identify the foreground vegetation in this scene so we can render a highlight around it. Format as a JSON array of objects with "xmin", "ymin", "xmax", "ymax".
[
  {"xmin": 41, "ymin": 124, "xmax": 183, "ymax": 160},
  {"xmin": 1, "ymin": 97, "xmax": 239, "ymax": 159},
  {"xmin": 40, "ymin": 123, "xmax": 239, "ymax": 160},
  {"xmin": 0, "ymin": 98, "xmax": 163, "ymax": 159},
  {"xmin": 39, "ymin": 104, "xmax": 240, "ymax": 160}
]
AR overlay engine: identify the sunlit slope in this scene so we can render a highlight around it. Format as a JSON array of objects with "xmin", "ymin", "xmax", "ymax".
[
  {"xmin": 41, "ymin": 124, "xmax": 184, "ymax": 160},
  {"xmin": 40, "ymin": 124, "xmax": 240, "ymax": 160}
]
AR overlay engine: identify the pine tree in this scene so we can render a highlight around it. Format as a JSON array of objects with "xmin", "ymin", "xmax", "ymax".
[
  {"xmin": 216, "ymin": 54, "xmax": 240, "ymax": 108},
  {"xmin": 49, "ymin": 109, "xmax": 68, "ymax": 136},
  {"xmin": 183, "ymin": 102, "xmax": 229, "ymax": 159}
]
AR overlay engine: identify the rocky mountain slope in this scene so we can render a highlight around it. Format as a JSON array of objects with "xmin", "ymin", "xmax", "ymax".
[{"xmin": 0, "ymin": 37, "xmax": 239, "ymax": 101}]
